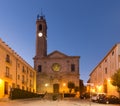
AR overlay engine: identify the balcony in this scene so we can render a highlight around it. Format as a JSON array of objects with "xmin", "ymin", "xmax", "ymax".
[
  {"xmin": 6, "ymin": 59, "xmax": 12, "ymax": 64},
  {"xmin": 22, "ymin": 80, "xmax": 26, "ymax": 84},
  {"xmin": 5, "ymin": 73, "xmax": 12, "ymax": 79},
  {"xmin": 22, "ymin": 69, "xmax": 26, "ymax": 73}
]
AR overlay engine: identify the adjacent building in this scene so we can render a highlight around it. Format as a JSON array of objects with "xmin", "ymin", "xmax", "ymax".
[
  {"xmin": 0, "ymin": 39, "xmax": 36, "ymax": 98},
  {"xmin": 33, "ymin": 15, "xmax": 80, "ymax": 94},
  {"xmin": 88, "ymin": 43, "xmax": 120, "ymax": 97}
]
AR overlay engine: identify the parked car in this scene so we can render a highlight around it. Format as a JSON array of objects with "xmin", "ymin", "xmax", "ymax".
[
  {"xmin": 80, "ymin": 93, "xmax": 90, "ymax": 99},
  {"xmin": 91, "ymin": 93, "xmax": 106, "ymax": 102},
  {"xmin": 98, "ymin": 95, "xmax": 120, "ymax": 104}
]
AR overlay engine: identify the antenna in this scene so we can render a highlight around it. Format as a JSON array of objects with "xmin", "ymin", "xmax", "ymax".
[
  {"xmin": 37, "ymin": 8, "xmax": 45, "ymax": 20},
  {"xmin": 40, "ymin": 8, "xmax": 45, "ymax": 19}
]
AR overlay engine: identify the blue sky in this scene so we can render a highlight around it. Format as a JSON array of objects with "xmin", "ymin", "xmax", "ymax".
[{"xmin": 0, "ymin": 0, "xmax": 120, "ymax": 83}]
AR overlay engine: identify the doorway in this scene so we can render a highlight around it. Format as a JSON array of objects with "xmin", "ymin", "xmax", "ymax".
[
  {"xmin": 4, "ymin": 82, "xmax": 8, "ymax": 95},
  {"xmin": 53, "ymin": 84, "xmax": 59, "ymax": 93}
]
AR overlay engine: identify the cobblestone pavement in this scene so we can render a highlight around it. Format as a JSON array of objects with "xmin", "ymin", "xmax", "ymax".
[{"xmin": 0, "ymin": 98, "xmax": 120, "ymax": 106}]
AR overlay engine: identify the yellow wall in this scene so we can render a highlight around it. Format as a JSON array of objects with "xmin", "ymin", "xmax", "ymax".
[
  {"xmin": 0, "ymin": 39, "xmax": 36, "ymax": 98},
  {"xmin": 0, "ymin": 79, "xmax": 4, "ymax": 98}
]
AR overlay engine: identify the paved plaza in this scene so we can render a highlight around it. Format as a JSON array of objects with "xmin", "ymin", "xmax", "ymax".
[{"xmin": 0, "ymin": 98, "xmax": 120, "ymax": 106}]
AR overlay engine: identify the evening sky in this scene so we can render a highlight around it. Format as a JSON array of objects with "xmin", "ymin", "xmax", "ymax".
[{"xmin": 0, "ymin": 0, "xmax": 120, "ymax": 83}]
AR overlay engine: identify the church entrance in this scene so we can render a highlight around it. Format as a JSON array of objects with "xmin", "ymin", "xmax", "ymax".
[{"xmin": 53, "ymin": 84, "xmax": 59, "ymax": 93}]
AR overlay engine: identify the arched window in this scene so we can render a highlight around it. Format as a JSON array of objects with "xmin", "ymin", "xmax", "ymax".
[
  {"xmin": 6, "ymin": 54, "xmax": 10, "ymax": 63},
  {"xmin": 39, "ymin": 24, "xmax": 42, "ymax": 31},
  {"xmin": 38, "ymin": 65, "xmax": 42, "ymax": 72},
  {"xmin": 71, "ymin": 64, "xmax": 75, "ymax": 72}
]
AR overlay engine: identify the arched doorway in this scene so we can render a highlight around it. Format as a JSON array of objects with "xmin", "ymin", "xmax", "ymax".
[{"xmin": 53, "ymin": 84, "xmax": 59, "ymax": 93}]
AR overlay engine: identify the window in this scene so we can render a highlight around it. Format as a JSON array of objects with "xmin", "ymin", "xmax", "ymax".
[
  {"xmin": 27, "ymin": 69, "xmax": 29, "ymax": 74},
  {"xmin": 105, "ymin": 59, "xmax": 107, "ymax": 62},
  {"xmin": 30, "ymin": 80, "xmax": 32, "ymax": 87},
  {"xmin": 71, "ymin": 64, "xmax": 75, "ymax": 72},
  {"xmin": 4, "ymin": 82, "xmax": 8, "ymax": 94},
  {"xmin": 22, "ymin": 75, "xmax": 25, "ymax": 84},
  {"xmin": 38, "ymin": 65, "xmax": 42, "ymax": 72},
  {"xmin": 6, "ymin": 54, "xmax": 10, "ymax": 63},
  {"xmin": 105, "ymin": 67, "xmax": 107, "ymax": 74},
  {"xmin": 17, "ymin": 85, "xmax": 20, "ymax": 89},
  {"xmin": 26, "ymin": 78, "xmax": 28, "ymax": 83},
  {"xmin": 22, "ymin": 86, "xmax": 24, "ymax": 90},
  {"xmin": 39, "ymin": 24, "xmax": 42, "ymax": 31},
  {"xmin": 12, "ymin": 83, "xmax": 15, "ymax": 88},
  {"xmin": 17, "ymin": 63, "xmax": 20, "ymax": 68},
  {"xmin": 30, "ymin": 71, "xmax": 33, "ymax": 77},
  {"xmin": 22, "ymin": 66, "xmax": 26, "ymax": 73},
  {"xmin": 6, "ymin": 67, "xmax": 10, "ymax": 77},
  {"xmin": 18, "ymin": 75, "xmax": 20, "ymax": 80},
  {"xmin": 112, "ymin": 51, "xmax": 114, "ymax": 56}
]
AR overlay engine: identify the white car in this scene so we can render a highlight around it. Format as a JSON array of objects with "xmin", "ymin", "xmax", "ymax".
[{"xmin": 91, "ymin": 93, "xmax": 106, "ymax": 102}]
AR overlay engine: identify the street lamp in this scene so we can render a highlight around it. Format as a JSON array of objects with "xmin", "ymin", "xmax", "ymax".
[
  {"xmin": 45, "ymin": 83, "xmax": 49, "ymax": 87},
  {"xmin": 45, "ymin": 83, "xmax": 49, "ymax": 93},
  {"xmin": 63, "ymin": 83, "xmax": 66, "ymax": 87},
  {"xmin": 96, "ymin": 85, "xmax": 102, "ymax": 93},
  {"xmin": 0, "ymin": 79, "xmax": 3, "ymax": 85},
  {"xmin": 108, "ymin": 78, "xmax": 111, "ymax": 82},
  {"xmin": 0, "ymin": 79, "xmax": 4, "ymax": 97}
]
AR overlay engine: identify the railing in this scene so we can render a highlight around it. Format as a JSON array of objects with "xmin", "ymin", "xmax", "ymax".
[{"xmin": 5, "ymin": 73, "xmax": 12, "ymax": 79}]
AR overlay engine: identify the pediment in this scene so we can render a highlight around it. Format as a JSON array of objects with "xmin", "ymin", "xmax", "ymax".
[{"xmin": 47, "ymin": 50, "xmax": 68, "ymax": 58}]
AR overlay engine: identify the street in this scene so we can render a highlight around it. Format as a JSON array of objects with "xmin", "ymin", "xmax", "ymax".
[{"xmin": 0, "ymin": 98, "xmax": 120, "ymax": 106}]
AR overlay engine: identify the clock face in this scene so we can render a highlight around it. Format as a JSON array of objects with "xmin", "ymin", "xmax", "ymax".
[
  {"xmin": 52, "ymin": 63, "xmax": 61, "ymax": 72},
  {"xmin": 38, "ymin": 32, "xmax": 43, "ymax": 37}
]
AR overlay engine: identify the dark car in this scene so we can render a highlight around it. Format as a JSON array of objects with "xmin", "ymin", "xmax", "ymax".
[
  {"xmin": 98, "ymin": 95, "xmax": 120, "ymax": 104},
  {"xmin": 80, "ymin": 93, "xmax": 90, "ymax": 99}
]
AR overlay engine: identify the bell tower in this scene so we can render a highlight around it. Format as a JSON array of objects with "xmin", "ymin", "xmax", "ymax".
[
  {"xmin": 36, "ymin": 14, "xmax": 47, "ymax": 57},
  {"xmin": 33, "ymin": 14, "xmax": 47, "ymax": 70}
]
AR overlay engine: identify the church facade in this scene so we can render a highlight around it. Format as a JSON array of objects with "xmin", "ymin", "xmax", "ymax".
[{"xmin": 33, "ymin": 15, "xmax": 80, "ymax": 94}]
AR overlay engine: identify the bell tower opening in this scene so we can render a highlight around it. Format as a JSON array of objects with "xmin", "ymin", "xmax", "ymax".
[{"xmin": 39, "ymin": 24, "xmax": 42, "ymax": 31}]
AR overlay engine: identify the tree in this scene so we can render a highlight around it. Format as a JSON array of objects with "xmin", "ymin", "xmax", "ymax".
[
  {"xmin": 111, "ymin": 69, "xmax": 120, "ymax": 97},
  {"xmin": 74, "ymin": 86, "xmax": 79, "ymax": 93},
  {"xmin": 67, "ymin": 81, "xmax": 75, "ymax": 93},
  {"xmin": 79, "ymin": 79, "xmax": 86, "ymax": 95}
]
